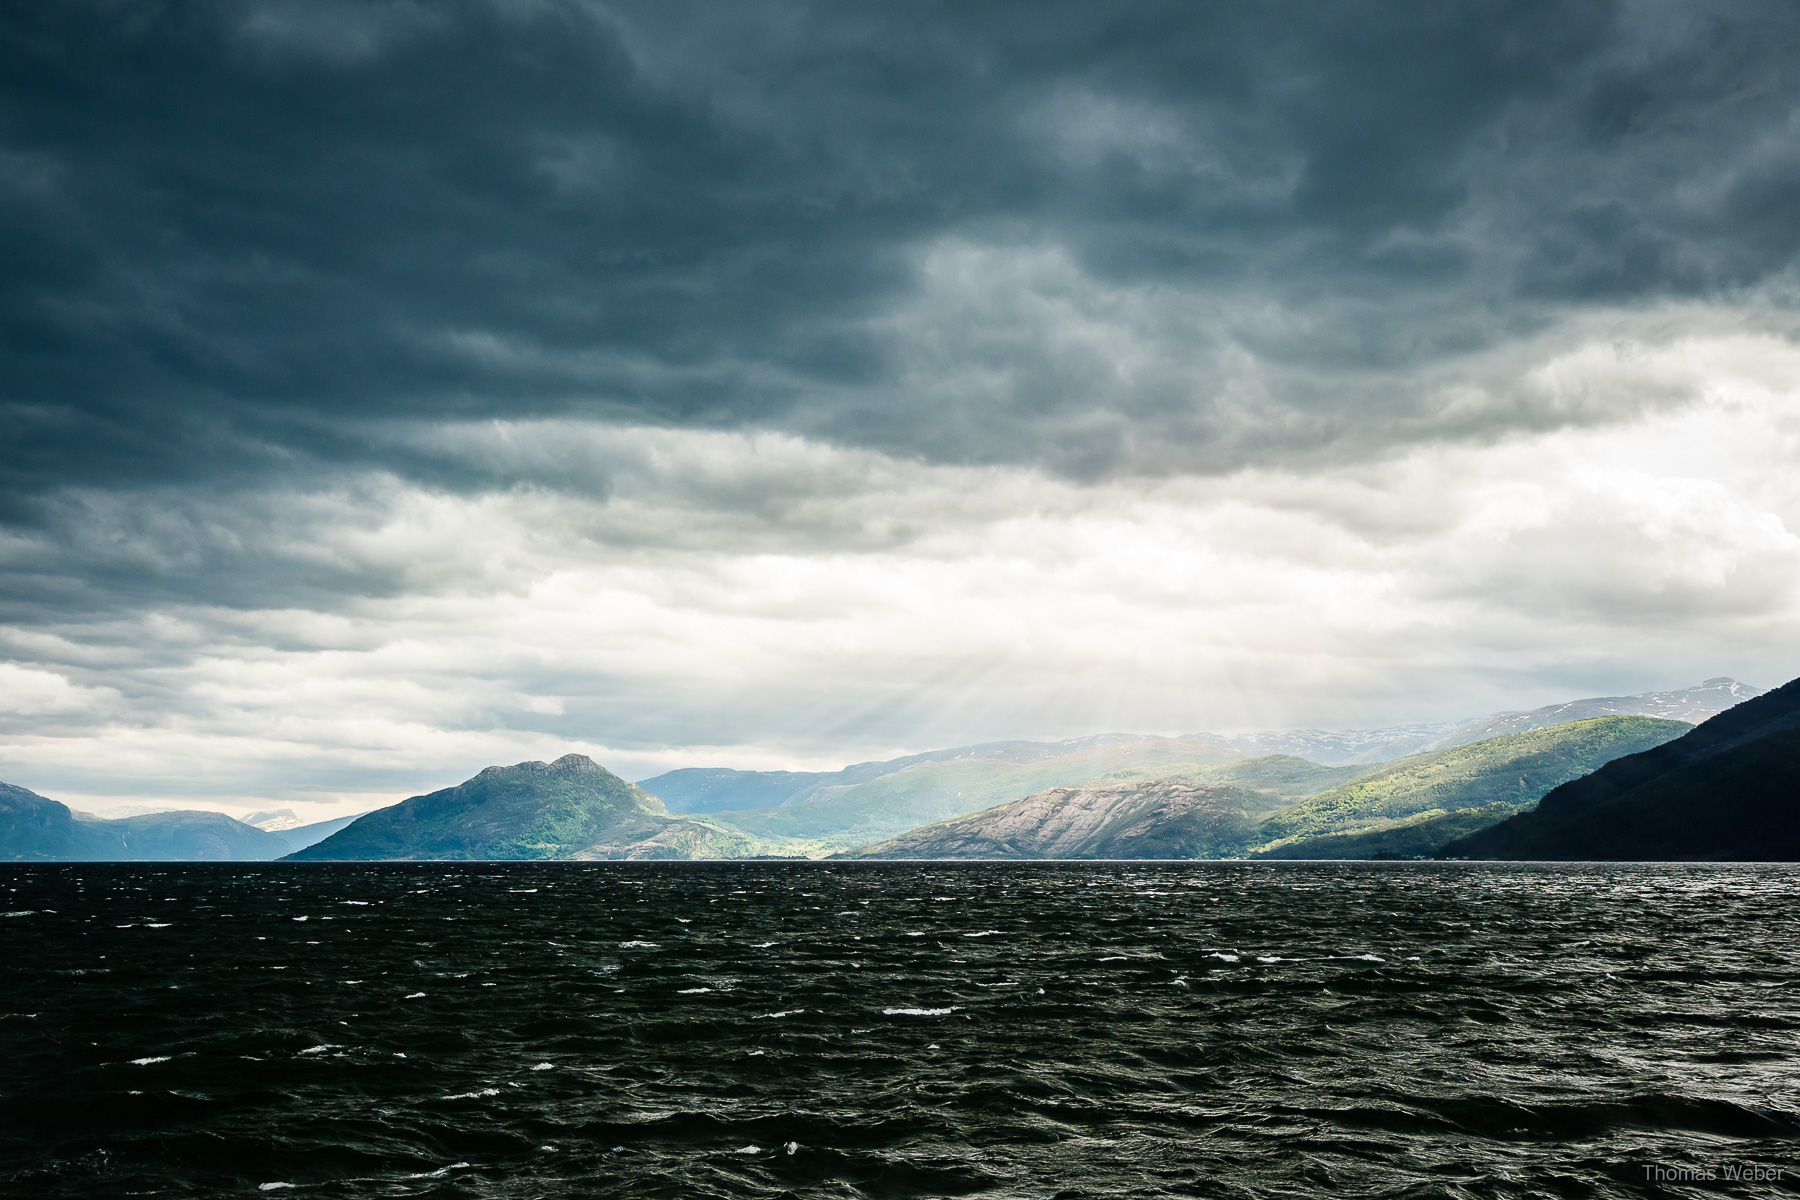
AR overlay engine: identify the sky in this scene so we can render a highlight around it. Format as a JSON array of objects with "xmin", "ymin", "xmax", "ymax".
[{"xmin": 3, "ymin": 0, "xmax": 1800, "ymax": 817}]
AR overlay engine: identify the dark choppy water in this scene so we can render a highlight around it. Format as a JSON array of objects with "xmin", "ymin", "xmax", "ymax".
[{"xmin": 3, "ymin": 862, "xmax": 1799, "ymax": 1199}]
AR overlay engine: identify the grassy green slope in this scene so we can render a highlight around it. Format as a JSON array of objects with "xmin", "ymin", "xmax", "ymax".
[
  {"xmin": 713, "ymin": 738, "xmax": 1252, "ymax": 849},
  {"xmin": 1253, "ymin": 802, "xmax": 1530, "ymax": 860},
  {"xmin": 1249, "ymin": 716, "xmax": 1691, "ymax": 854}
]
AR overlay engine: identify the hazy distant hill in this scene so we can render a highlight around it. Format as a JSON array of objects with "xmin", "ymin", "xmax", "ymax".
[
  {"xmin": 841, "ymin": 779, "xmax": 1268, "ymax": 860},
  {"xmin": 1432, "ymin": 678, "xmax": 1760, "ymax": 750},
  {"xmin": 2, "ymin": 783, "xmax": 293, "ymax": 861},
  {"xmin": 637, "ymin": 768, "xmax": 838, "ymax": 813},
  {"xmin": 288, "ymin": 754, "xmax": 796, "ymax": 861},
  {"xmin": 1187, "ymin": 679, "xmax": 1755, "ymax": 766},
  {"xmin": 275, "ymin": 813, "xmax": 364, "ymax": 852},
  {"xmin": 638, "ymin": 733, "xmax": 1159, "ymax": 813},
  {"xmin": 1443, "ymin": 678, "xmax": 1800, "ymax": 860},
  {"xmin": 710, "ymin": 738, "xmax": 1276, "ymax": 851},
  {"xmin": 1182, "ymin": 723, "xmax": 1464, "ymax": 766}
]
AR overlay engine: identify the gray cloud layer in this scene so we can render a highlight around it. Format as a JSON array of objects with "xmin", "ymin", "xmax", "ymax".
[
  {"xmin": 4, "ymin": 2, "xmax": 1800, "ymax": 808},
  {"xmin": 5, "ymin": 0, "xmax": 1800, "ymax": 502}
]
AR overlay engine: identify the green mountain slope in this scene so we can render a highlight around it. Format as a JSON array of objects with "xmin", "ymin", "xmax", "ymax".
[
  {"xmin": 288, "ymin": 754, "xmax": 799, "ymax": 861},
  {"xmin": 1254, "ymin": 802, "xmax": 1531, "ymax": 860},
  {"xmin": 711, "ymin": 738, "xmax": 1261, "ymax": 850},
  {"xmin": 1443, "ymin": 677, "xmax": 1800, "ymax": 860},
  {"xmin": 841, "ymin": 779, "xmax": 1266, "ymax": 859},
  {"xmin": 1249, "ymin": 716, "xmax": 1691, "ymax": 853}
]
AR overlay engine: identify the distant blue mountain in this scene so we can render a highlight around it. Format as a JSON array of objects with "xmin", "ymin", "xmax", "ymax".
[{"xmin": 1, "ymin": 783, "xmax": 293, "ymax": 861}]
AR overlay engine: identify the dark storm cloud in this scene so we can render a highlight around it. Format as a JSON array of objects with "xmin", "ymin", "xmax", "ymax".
[{"xmin": 3, "ymin": 0, "xmax": 1799, "ymax": 501}]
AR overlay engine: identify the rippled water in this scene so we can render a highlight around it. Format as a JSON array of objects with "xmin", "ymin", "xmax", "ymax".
[{"xmin": 3, "ymin": 862, "xmax": 1798, "ymax": 1198}]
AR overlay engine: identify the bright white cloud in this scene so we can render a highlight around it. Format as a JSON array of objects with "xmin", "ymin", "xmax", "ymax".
[{"xmin": 2, "ymin": 329, "xmax": 1798, "ymax": 814}]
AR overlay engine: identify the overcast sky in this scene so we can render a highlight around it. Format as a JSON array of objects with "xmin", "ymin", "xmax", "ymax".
[{"xmin": 4, "ymin": 1, "xmax": 1800, "ymax": 815}]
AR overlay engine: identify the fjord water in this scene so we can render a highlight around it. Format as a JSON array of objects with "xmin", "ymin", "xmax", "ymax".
[{"xmin": 3, "ymin": 864, "xmax": 1796, "ymax": 1198}]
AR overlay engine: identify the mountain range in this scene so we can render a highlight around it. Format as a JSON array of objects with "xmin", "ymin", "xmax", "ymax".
[
  {"xmin": 0, "ymin": 677, "xmax": 1774, "ymax": 862},
  {"xmin": 641, "ymin": 678, "xmax": 1758, "ymax": 811},
  {"xmin": 288, "ymin": 754, "xmax": 790, "ymax": 861},
  {"xmin": 844, "ymin": 716, "xmax": 1689, "ymax": 860},
  {"xmin": 0, "ymin": 785, "xmax": 358, "ymax": 861}
]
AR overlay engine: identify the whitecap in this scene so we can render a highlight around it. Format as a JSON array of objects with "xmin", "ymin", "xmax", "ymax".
[
  {"xmin": 442, "ymin": 1088, "xmax": 500, "ymax": 1099},
  {"xmin": 404, "ymin": 1162, "xmax": 471, "ymax": 1179},
  {"xmin": 404, "ymin": 992, "xmax": 426, "ymax": 999},
  {"xmin": 509, "ymin": 889, "xmax": 537, "ymax": 894},
  {"xmin": 677, "ymin": 987, "xmax": 712, "ymax": 994},
  {"xmin": 754, "ymin": 941, "xmax": 777, "ymax": 948},
  {"xmin": 1098, "ymin": 956, "xmax": 1128, "ymax": 962},
  {"xmin": 1208, "ymin": 953, "xmax": 1240, "ymax": 963},
  {"xmin": 292, "ymin": 916, "xmax": 308, "ymax": 922},
  {"xmin": 1256, "ymin": 956, "xmax": 1282, "ymax": 963},
  {"xmin": 784, "ymin": 1141, "xmax": 799, "ymax": 1155},
  {"xmin": 963, "ymin": 930, "xmax": 1001, "ymax": 938},
  {"xmin": 1, "ymin": 911, "xmax": 35, "ymax": 918},
  {"xmin": 883, "ymin": 1007, "xmax": 958, "ymax": 1016},
  {"xmin": 340, "ymin": 901, "xmax": 370, "ymax": 906},
  {"xmin": 258, "ymin": 1184, "xmax": 296, "ymax": 1192},
  {"xmin": 619, "ymin": 941, "xmax": 659, "ymax": 949},
  {"xmin": 747, "ymin": 1050, "xmax": 764, "ymax": 1056},
  {"xmin": 146, "ymin": 923, "xmax": 171, "ymax": 928},
  {"xmin": 531, "ymin": 1062, "xmax": 553, "ymax": 1070},
  {"xmin": 753, "ymin": 1009, "xmax": 804, "ymax": 1019},
  {"xmin": 131, "ymin": 1056, "xmax": 170, "ymax": 1065},
  {"xmin": 297, "ymin": 1045, "xmax": 338, "ymax": 1055},
  {"xmin": 736, "ymin": 1145, "xmax": 761, "ymax": 1155}
]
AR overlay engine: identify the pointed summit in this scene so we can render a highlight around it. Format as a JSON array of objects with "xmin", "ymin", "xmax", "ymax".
[{"xmin": 288, "ymin": 755, "xmax": 780, "ymax": 861}]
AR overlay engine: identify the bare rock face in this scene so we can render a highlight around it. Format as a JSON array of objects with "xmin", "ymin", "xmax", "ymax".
[{"xmin": 843, "ymin": 779, "xmax": 1264, "ymax": 860}]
